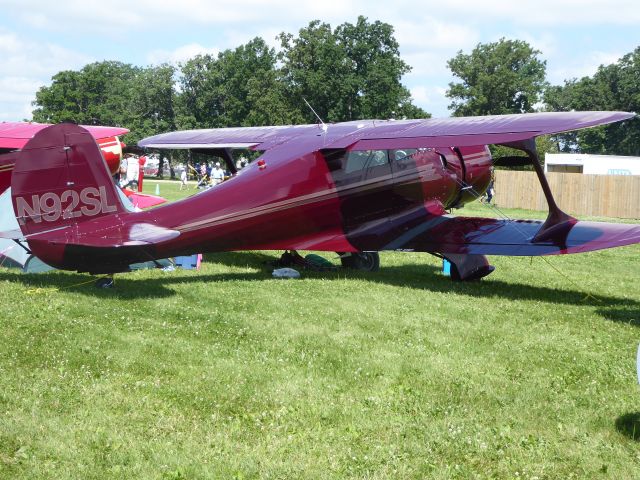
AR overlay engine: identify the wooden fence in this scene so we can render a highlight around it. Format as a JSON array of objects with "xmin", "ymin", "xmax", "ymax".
[{"xmin": 493, "ymin": 170, "xmax": 640, "ymax": 219}]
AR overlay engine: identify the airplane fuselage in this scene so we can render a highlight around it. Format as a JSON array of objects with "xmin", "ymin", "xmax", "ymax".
[{"xmin": 26, "ymin": 142, "xmax": 491, "ymax": 273}]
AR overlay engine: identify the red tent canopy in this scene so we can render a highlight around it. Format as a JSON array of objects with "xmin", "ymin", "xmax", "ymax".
[{"xmin": 0, "ymin": 122, "xmax": 129, "ymax": 150}]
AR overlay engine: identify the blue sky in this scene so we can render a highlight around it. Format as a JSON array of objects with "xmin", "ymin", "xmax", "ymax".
[{"xmin": 1, "ymin": 0, "xmax": 639, "ymax": 122}]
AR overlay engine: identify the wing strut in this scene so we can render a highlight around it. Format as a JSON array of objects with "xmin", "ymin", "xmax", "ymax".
[{"xmin": 502, "ymin": 138, "xmax": 576, "ymax": 243}]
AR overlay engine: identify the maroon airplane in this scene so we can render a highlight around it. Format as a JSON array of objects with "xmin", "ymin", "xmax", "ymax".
[{"xmin": 2, "ymin": 111, "xmax": 639, "ymax": 285}]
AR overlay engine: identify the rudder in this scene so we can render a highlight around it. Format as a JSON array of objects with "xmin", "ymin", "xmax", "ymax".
[{"xmin": 11, "ymin": 123, "xmax": 126, "ymax": 237}]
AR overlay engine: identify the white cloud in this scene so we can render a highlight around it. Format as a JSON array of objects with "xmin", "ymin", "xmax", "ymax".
[
  {"xmin": 3, "ymin": 0, "xmax": 364, "ymax": 34},
  {"xmin": 222, "ymin": 27, "xmax": 284, "ymax": 52},
  {"xmin": 0, "ymin": 76, "xmax": 42, "ymax": 102},
  {"xmin": 394, "ymin": 16, "xmax": 479, "ymax": 111},
  {"xmin": 403, "ymin": 51, "xmax": 455, "ymax": 80},
  {"xmin": 0, "ymin": 76, "xmax": 42, "ymax": 121},
  {"xmin": 548, "ymin": 50, "xmax": 623, "ymax": 84},
  {"xmin": 394, "ymin": 17, "xmax": 479, "ymax": 53},
  {"xmin": 410, "ymin": 86, "xmax": 430, "ymax": 104},
  {"xmin": 408, "ymin": 84, "xmax": 451, "ymax": 117},
  {"xmin": 0, "ymin": 30, "xmax": 91, "ymax": 78},
  {"xmin": 0, "ymin": 29, "xmax": 92, "ymax": 120},
  {"xmin": 4, "ymin": 0, "xmax": 640, "ymax": 39},
  {"xmin": 519, "ymin": 32, "xmax": 558, "ymax": 58},
  {"xmin": 1, "ymin": 0, "xmax": 638, "ymax": 122},
  {"xmin": 147, "ymin": 43, "xmax": 220, "ymax": 65},
  {"xmin": 436, "ymin": 0, "xmax": 640, "ymax": 26}
]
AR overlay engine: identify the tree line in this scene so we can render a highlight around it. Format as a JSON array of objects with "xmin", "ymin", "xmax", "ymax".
[
  {"xmin": 32, "ymin": 17, "xmax": 426, "ymax": 145},
  {"xmin": 32, "ymin": 17, "xmax": 639, "ymax": 163}
]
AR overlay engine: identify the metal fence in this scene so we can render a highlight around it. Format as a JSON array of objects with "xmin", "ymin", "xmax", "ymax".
[{"xmin": 493, "ymin": 170, "xmax": 640, "ymax": 219}]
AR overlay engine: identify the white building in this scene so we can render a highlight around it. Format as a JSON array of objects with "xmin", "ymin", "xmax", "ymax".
[{"xmin": 544, "ymin": 153, "xmax": 640, "ymax": 175}]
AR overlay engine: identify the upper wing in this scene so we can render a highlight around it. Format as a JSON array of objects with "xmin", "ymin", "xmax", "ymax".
[
  {"xmin": 0, "ymin": 122, "xmax": 129, "ymax": 150},
  {"xmin": 138, "ymin": 111, "xmax": 634, "ymax": 151},
  {"xmin": 138, "ymin": 124, "xmax": 320, "ymax": 150},
  {"xmin": 331, "ymin": 111, "xmax": 635, "ymax": 149}
]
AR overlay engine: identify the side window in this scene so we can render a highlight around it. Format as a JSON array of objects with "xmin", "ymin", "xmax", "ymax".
[
  {"xmin": 390, "ymin": 149, "xmax": 418, "ymax": 162},
  {"xmin": 344, "ymin": 150, "xmax": 389, "ymax": 173}
]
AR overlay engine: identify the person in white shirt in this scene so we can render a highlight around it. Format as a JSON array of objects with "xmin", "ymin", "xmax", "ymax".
[
  {"xmin": 211, "ymin": 162, "xmax": 225, "ymax": 185},
  {"xmin": 180, "ymin": 168, "xmax": 188, "ymax": 190},
  {"xmin": 121, "ymin": 154, "xmax": 140, "ymax": 190}
]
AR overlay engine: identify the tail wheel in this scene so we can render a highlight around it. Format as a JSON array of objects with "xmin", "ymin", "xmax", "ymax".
[
  {"xmin": 95, "ymin": 276, "xmax": 115, "ymax": 288},
  {"xmin": 339, "ymin": 252, "xmax": 380, "ymax": 272}
]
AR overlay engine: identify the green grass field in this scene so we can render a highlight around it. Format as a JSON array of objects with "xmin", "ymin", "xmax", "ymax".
[{"xmin": 1, "ymin": 180, "xmax": 639, "ymax": 479}]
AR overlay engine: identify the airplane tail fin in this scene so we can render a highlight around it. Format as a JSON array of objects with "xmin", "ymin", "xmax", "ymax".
[{"xmin": 10, "ymin": 123, "xmax": 127, "ymax": 237}]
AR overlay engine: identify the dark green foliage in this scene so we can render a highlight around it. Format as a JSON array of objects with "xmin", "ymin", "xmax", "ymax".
[
  {"xmin": 279, "ymin": 16, "xmax": 429, "ymax": 122},
  {"xmin": 125, "ymin": 64, "xmax": 177, "ymax": 145},
  {"xmin": 32, "ymin": 61, "xmax": 140, "ymax": 126},
  {"xmin": 446, "ymin": 38, "xmax": 548, "ymax": 116},
  {"xmin": 544, "ymin": 47, "xmax": 640, "ymax": 155},
  {"xmin": 32, "ymin": 62, "xmax": 177, "ymax": 148},
  {"xmin": 177, "ymin": 37, "xmax": 295, "ymax": 128}
]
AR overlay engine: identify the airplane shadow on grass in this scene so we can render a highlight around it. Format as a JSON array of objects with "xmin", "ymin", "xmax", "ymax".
[
  {"xmin": 615, "ymin": 412, "xmax": 640, "ymax": 441},
  {"xmin": 0, "ymin": 250, "xmax": 637, "ymax": 324}
]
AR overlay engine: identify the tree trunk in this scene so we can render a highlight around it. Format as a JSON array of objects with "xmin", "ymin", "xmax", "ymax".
[{"xmin": 156, "ymin": 156, "xmax": 165, "ymax": 178}]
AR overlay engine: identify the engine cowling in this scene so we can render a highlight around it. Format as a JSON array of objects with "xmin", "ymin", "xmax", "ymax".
[
  {"xmin": 97, "ymin": 136, "xmax": 124, "ymax": 175},
  {"xmin": 439, "ymin": 145, "xmax": 493, "ymax": 207}
]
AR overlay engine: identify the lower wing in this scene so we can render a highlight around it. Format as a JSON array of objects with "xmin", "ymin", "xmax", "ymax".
[{"xmin": 349, "ymin": 207, "xmax": 640, "ymax": 256}]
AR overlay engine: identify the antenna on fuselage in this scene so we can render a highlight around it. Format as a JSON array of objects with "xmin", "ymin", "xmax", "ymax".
[{"xmin": 303, "ymin": 98, "xmax": 328, "ymax": 134}]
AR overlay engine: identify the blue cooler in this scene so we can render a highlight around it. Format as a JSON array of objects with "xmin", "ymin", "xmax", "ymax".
[{"xmin": 442, "ymin": 258, "xmax": 451, "ymax": 276}]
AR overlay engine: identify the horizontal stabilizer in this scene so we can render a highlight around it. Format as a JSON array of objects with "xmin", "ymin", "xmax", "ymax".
[{"xmin": 29, "ymin": 222, "xmax": 180, "ymax": 248}]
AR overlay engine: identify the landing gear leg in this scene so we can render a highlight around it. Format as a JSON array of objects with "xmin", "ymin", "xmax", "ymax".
[{"xmin": 442, "ymin": 253, "xmax": 494, "ymax": 281}]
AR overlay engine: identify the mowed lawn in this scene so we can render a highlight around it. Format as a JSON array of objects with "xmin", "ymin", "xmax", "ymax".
[{"xmin": 1, "ymin": 180, "xmax": 639, "ymax": 479}]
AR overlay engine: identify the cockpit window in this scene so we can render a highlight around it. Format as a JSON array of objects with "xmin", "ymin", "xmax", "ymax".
[{"xmin": 344, "ymin": 150, "xmax": 389, "ymax": 173}]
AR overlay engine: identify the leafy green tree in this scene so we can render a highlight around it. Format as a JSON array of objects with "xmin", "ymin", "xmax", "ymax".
[
  {"xmin": 125, "ymin": 64, "xmax": 177, "ymax": 144},
  {"xmin": 33, "ymin": 61, "xmax": 181, "ymax": 177},
  {"xmin": 31, "ymin": 70, "xmax": 83, "ymax": 123},
  {"xmin": 222, "ymin": 38, "xmax": 288, "ymax": 126},
  {"xmin": 335, "ymin": 17, "xmax": 423, "ymax": 119},
  {"xmin": 177, "ymin": 54, "xmax": 223, "ymax": 129},
  {"xmin": 32, "ymin": 18, "xmax": 429, "ymax": 141},
  {"xmin": 278, "ymin": 16, "xmax": 428, "ymax": 122},
  {"xmin": 544, "ymin": 47, "xmax": 640, "ymax": 155},
  {"xmin": 278, "ymin": 21, "xmax": 350, "ymax": 122},
  {"xmin": 446, "ymin": 38, "xmax": 547, "ymax": 116},
  {"xmin": 33, "ymin": 62, "xmax": 140, "ymax": 126},
  {"xmin": 177, "ymin": 37, "xmax": 289, "ymax": 128},
  {"xmin": 32, "ymin": 61, "xmax": 179, "ymax": 143},
  {"xmin": 245, "ymin": 69, "xmax": 305, "ymax": 126},
  {"xmin": 33, "ymin": 61, "xmax": 139, "ymax": 126}
]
